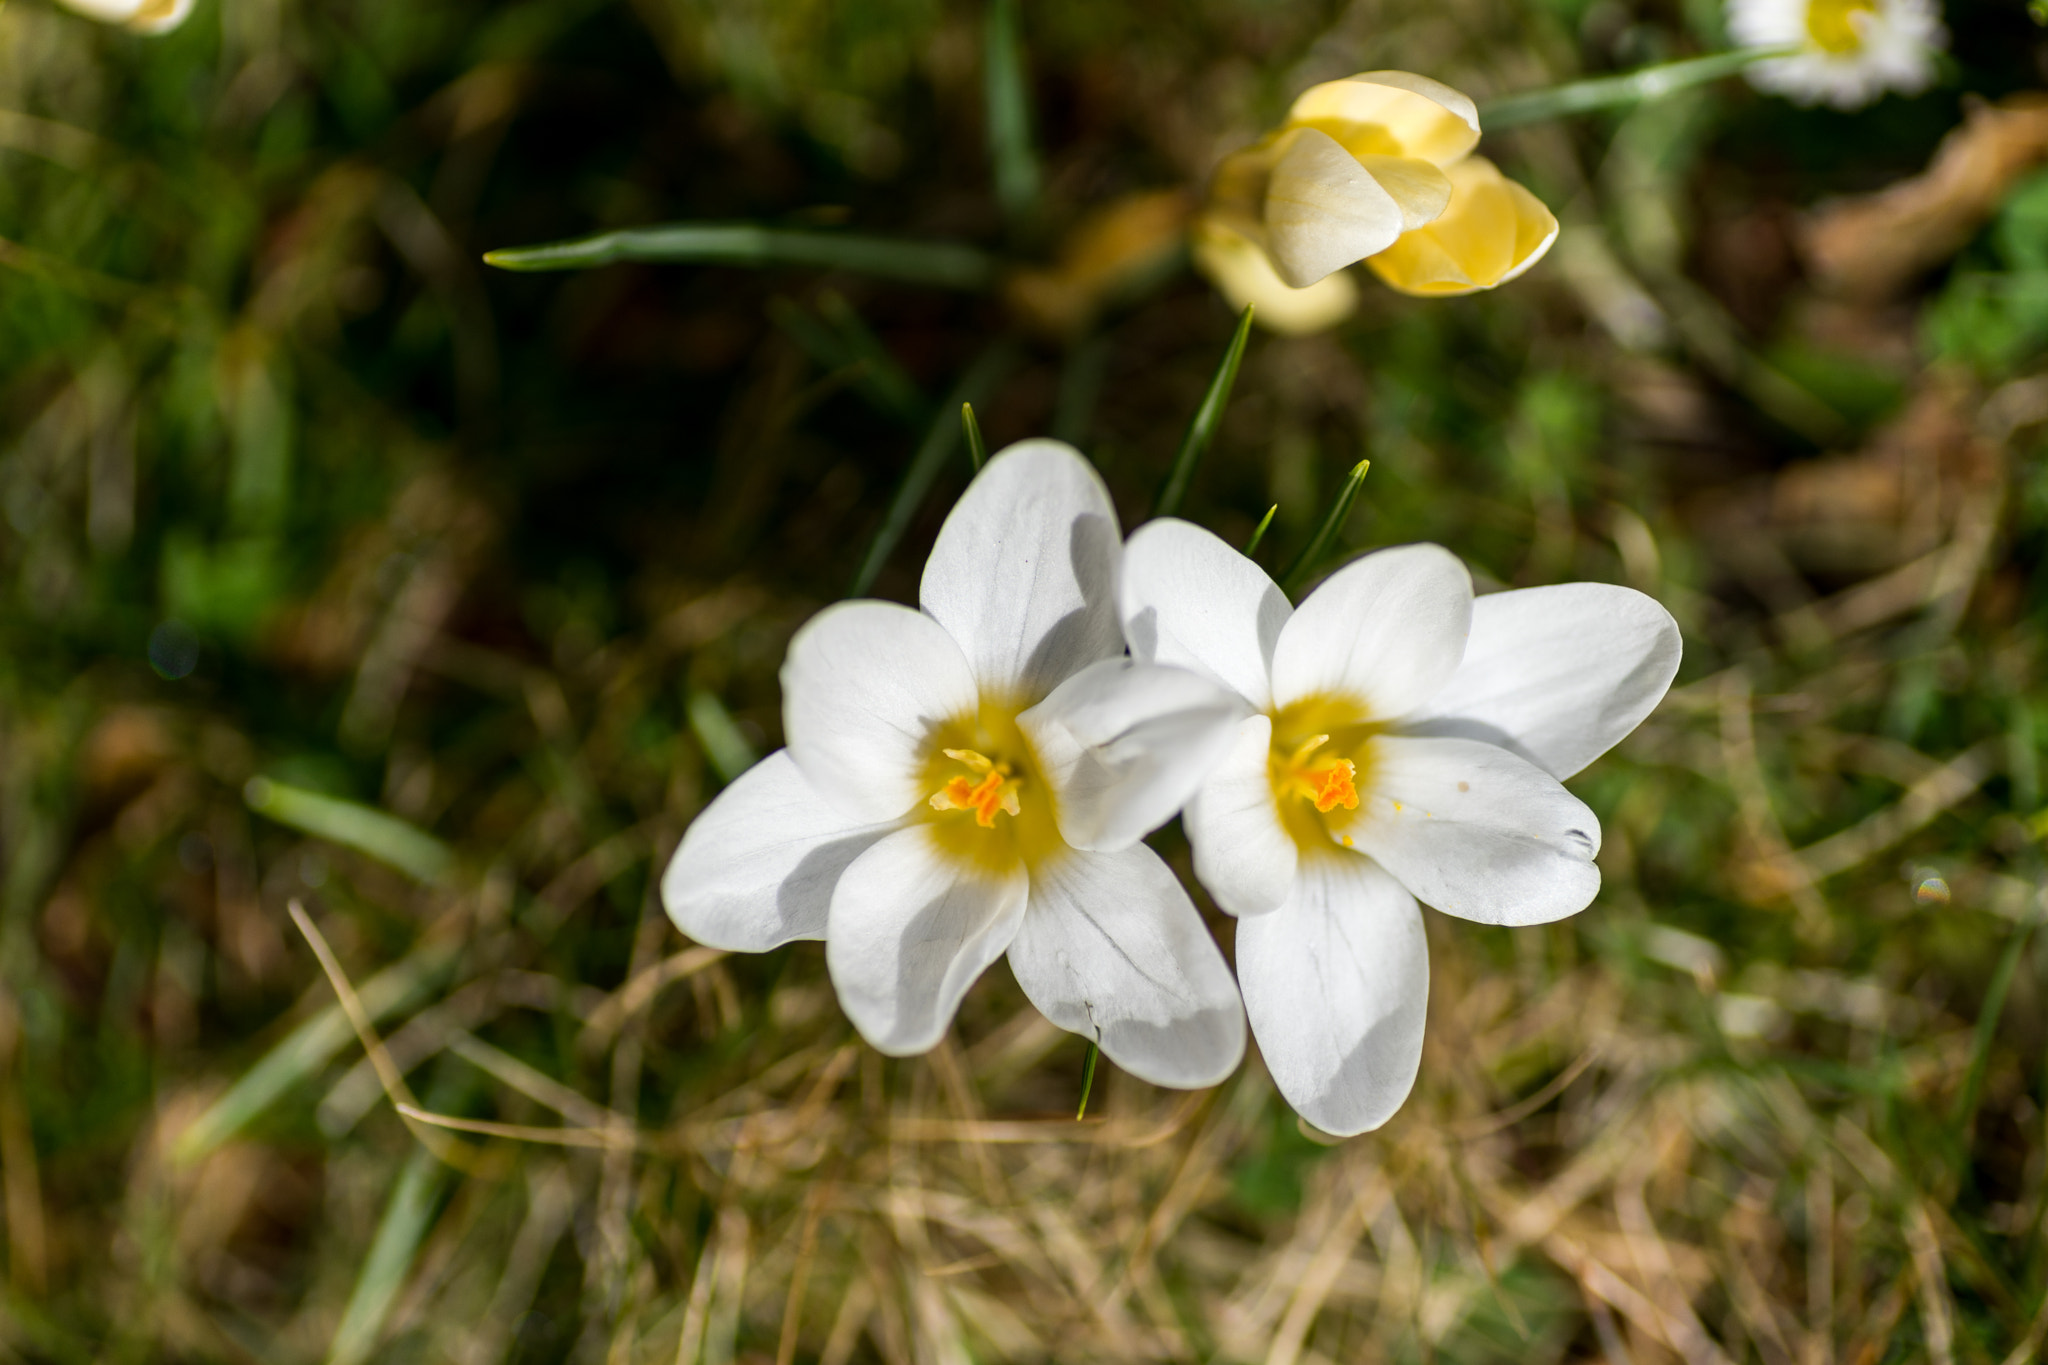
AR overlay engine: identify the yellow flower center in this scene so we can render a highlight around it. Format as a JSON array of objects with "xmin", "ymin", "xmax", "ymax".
[
  {"xmin": 1805, "ymin": 0, "xmax": 1877, "ymax": 54},
  {"xmin": 918, "ymin": 701, "xmax": 1064, "ymax": 872},
  {"xmin": 1267, "ymin": 694, "xmax": 1377, "ymax": 855}
]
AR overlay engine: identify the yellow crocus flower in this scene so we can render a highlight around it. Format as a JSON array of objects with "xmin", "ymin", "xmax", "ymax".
[{"xmin": 1193, "ymin": 71, "xmax": 1558, "ymax": 333}]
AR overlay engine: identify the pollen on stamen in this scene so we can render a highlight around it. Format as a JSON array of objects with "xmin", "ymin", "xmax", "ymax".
[
  {"xmin": 929, "ymin": 756, "xmax": 1021, "ymax": 828},
  {"xmin": 1307, "ymin": 760, "xmax": 1359, "ymax": 814}
]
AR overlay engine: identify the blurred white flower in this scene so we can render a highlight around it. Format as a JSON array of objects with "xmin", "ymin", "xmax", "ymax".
[
  {"xmin": 1120, "ymin": 520, "xmax": 1681, "ymax": 1134},
  {"xmin": 55, "ymin": 0, "xmax": 194, "ymax": 34},
  {"xmin": 1193, "ymin": 71, "xmax": 1558, "ymax": 334},
  {"xmin": 663, "ymin": 441, "xmax": 1248, "ymax": 1089},
  {"xmin": 1729, "ymin": 0, "xmax": 1945, "ymax": 109}
]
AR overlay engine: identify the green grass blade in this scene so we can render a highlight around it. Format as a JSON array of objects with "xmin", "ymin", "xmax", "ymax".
[
  {"xmin": 847, "ymin": 344, "xmax": 1020, "ymax": 598},
  {"xmin": 961, "ymin": 402, "xmax": 988, "ymax": 470},
  {"xmin": 1244, "ymin": 503, "xmax": 1278, "ymax": 558},
  {"xmin": 686, "ymin": 689, "xmax": 761, "ymax": 785},
  {"xmin": 1278, "ymin": 460, "xmax": 1370, "ymax": 597},
  {"xmin": 1076, "ymin": 1041, "xmax": 1100, "ymax": 1121},
  {"xmin": 325, "ymin": 1144, "xmax": 451, "ymax": 1365},
  {"xmin": 174, "ymin": 938, "xmax": 462, "ymax": 1164},
  {"xmin": 483, "ymin": 224, "xmax": 998, "ymax": 290},
  {"xmin": 1478, "ymin": 48, "xmax": 1792, "ymax": 129},
  {"xmin": 245, "ymin": 777, "xmax": 454, "ymax": 884},
  {"xmin": 770, "ymin": 296, "xmax": 925, "ymax": 426},
  {"xmin": 983, "ymin": 0, "xmax": 1041, "ymax": 222},
  {"xmin": 1152, "ymin": 304, "xmax": 1253, "ymax": 520},
  {"xmin": 1952, "ymin": 921, "xmax": 2036, "ymax": 1139},
  {"xmin": 817, "ymin": 291, "xmax": 927, "ymax": 424}
]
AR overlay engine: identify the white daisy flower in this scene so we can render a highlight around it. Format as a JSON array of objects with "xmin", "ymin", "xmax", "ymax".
[
  {"xmin": 1120, "ymin": 520, "xmax": 1681, "ymax": 1134},
  {"xmin": 662, "ymin": 442, "xmax": 1249, "ymax": 1089},
  {"xmin": 1729, "ymin": 0, "xmax": 1946, "ymax": 110},
  {"xmin": 53, "ymin": 0, "xmax": 195, "ymax": 34}
]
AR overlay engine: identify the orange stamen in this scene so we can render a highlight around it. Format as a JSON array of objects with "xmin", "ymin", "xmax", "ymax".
[
  {"xmin": 1306, "ymin": 760, "xmax": 1359, "ymax": 813},
  {"xmin": 929, "ymin": 750, "xmax": 1022, "ymax": 828}
]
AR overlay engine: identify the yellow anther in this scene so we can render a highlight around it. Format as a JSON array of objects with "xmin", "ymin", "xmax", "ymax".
[{"xmin": 929, "ymin": 751, "xmax": 1022, "ymax": 828}]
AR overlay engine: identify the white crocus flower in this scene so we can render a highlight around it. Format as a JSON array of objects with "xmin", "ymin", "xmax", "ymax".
[
  {"xmin": 662, "ymin": 442, "xmax": 1249, "ymax": 1088},
  {"xmin": 1120, "ymin": 521, "xmax": 1681, "ymax": 1134},
  {"xmin": 54, "ymin": 0, "xmax": 195, "ymax": 34},
  {"xmin": 1729, "ymin": 0, "xmax": 1945, "ymax": 110}
]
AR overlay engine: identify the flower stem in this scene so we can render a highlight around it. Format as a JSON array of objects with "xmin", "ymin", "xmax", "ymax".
[
  {"xmin": 1279, "ymin": 459, "xmax": 1369, "ymax": 597},
  {"xmin": 1076, "ymin": 1041, "xmax": 1101, "ymax": 1121},
  {"xmin": 1153, "ymin": 303, "xmax": 1254, "ymax": 520},
  {"xmin": 1478, "ymin": 47, "xmax": 1796, "ymax": 130}
]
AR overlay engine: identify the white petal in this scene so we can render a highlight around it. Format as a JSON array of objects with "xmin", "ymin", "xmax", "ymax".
[
  {"xmin": 1399, "ymin": 583, "xmax": 1682, "ymax": 780},
  {"xmin": 1184, "ymin": 713, "xmax": 1298, "ymax": 918},
  {"xmin": 920, "ymin": 439, "xmax": 1124, "ymax": 702},
  {"xmin": 1263, "ymin": 128, "xmax": 1405, "ymax": 288},
  {"xmin": 1237, "ymin": 853, "xmax": 1427, "ymax": 1136},
  {"xmin": 782, "ymin": 601, "xmax": 981, "ymax": 824},
  {"xmin": 826, "ymin": 825, "xmax": 1028, "ymax": 1055},
  {"xmin": 1008, "ymin": 844, "xmax": 1246, "ymax": 1088},
  {"xmin": 1020, "ymin": 659, "xmax": 1246, "ymax": 853},
  {"xmin": 661, "ymin": 751, "xmax": 896, "ymax": 952},
  {"xmin": 1350, "ymin": 736, "xmax": 1600, "ymax": 926},
  {"xmin": 1120, "ymin": 518, "xmax": 1289, "ymax": 712},
  {"xmin": 1269, "ymin": 543, "xmax": 1473, "ymax": 718}
]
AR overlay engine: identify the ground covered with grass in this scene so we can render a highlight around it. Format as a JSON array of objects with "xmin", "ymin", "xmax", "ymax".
[{"xmin": 3, "ymin": 0, "xmax": 2048, "ymax": 1360}]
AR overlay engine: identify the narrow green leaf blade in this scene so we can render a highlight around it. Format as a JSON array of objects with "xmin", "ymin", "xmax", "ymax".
[
  {"xmin": 1478, "ymin": 48, "xmax": 1792, "ymax": 129},
  {"xmin": 961, "ymin": 402, "xmax": 988, "ymax": 471},
  {"xmin": 1244, "ymin": 503, "xmax": 1278, "ymax": 558},
  {"xmin": 1153, "ymin": 304, "xmax": 1254, "ymax": 520},
  {"xmin": 483, "ymin": 224, "xmax": 997, "ymax": 290},
  {"xmin": 245, "ymin": 777, "xmax": 453, "ymax": 884},
  {"xmin": 983, "ymin": 0, "xmax": 1041, "ymax": 222},
  {"xmin": 848, "ymin": 344, "xmax": 1020, "ymax": 599},
  {"xmin": 325, "ymin": 1145, "xmax": 452, "ymax": 1365},
  {"xmin": 174, "ymin": 938, "xmax": 461, "ymax": 1164},
  {"xmin": 1076, "ymin": 1041, "xmax": 1100, "ymax": 1121},
  {"xmin": 1279, "ymin": 459, "xmax": 1370, "ymax": 597},
  {"xmin": 687, "ymin": 689, "xmax": 761, "ymax": 785}
]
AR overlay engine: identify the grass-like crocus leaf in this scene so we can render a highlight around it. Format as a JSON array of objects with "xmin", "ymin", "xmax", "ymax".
[
  {"xmin": 245, "ymin": 777, "xmax": 454, "ymax": 884},
  {"xmin": 173, "ymin": 936, "xmax": 462, "ymax": 1164},
  {"xmin": 848, "ymin": 344, "xmax": 1019, "ymax": 598},
  {"xmin": 325, "ymin": 1144, "xmax": 453, "ymax": 1365},
  {"xmin": 1479, "ymin": 48, "xmax": 1792, "ymax": 129},
  {"xmin": 961, "ymin": 402, "xmax": 988, "ymax": 470},
  {"xmin": 1153, "ymin": 304, "xmax": 1253, "ymax": 520},
  {"xmin": 1244, "ymin": 503, "xmax": 1278, "ymax": 558},
  {"xmin": 686, "ymin": 689, "xmax": 761, "ymax": 786},
  {"xmin": 983, "ymin": 0, "xmax": 1041, "ymax": 223},
  {"xmin": 483, "ymin": 224, "xmax": 998, "ymax": 290},
  {"xmin": 1076, "ymin": 1041, "xmax": 1101, "ymax": 1121},
  {"xmin": 1279, "ymin": 459, "xmax": 1370, "ymax": 597}
]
